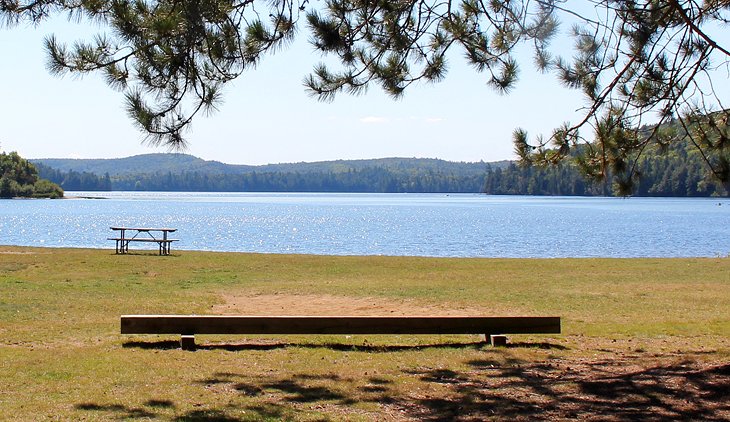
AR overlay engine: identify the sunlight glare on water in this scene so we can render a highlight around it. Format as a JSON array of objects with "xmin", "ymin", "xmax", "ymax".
[{"xmin": 0, "ymin": 192, "xmax": 728, "ymax": 258}]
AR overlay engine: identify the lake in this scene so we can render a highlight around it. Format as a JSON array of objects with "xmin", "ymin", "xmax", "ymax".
[{"xmin": 1, "ymin": 192, "xmax": 728, "ymax": 258}]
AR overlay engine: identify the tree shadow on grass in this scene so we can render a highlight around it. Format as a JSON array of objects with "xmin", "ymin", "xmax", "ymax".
[
  {"xmin": 74, "ymin": 359, "xmax": 730, "ymax": 421},
  {"xmin": 75, "ymin": 401, "xmax": 287, "ymax": 421},
  {"xmin": 399, "ymin": 359, "xmax": 730, "ymax": 420},
  {"xmin": 98, "ymin": 339, "xmax": 729, "ymax": 420},
  {"xmin": 75, "ymin": 403, "xmax": 160, "ymax": 419},
  {"xmin": 187, "ymin": 359, "xmax": 729, "ymax": 420}
]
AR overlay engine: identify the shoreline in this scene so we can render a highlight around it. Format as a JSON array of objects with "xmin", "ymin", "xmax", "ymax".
[{"xmin": 1, "ymin": 244, "xmax": 728, "ymax": 260}]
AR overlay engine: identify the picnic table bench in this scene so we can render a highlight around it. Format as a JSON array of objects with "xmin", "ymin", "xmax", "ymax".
[
  {"xmin": 121, "ymin": 315, "xmax": 561, "ymax": 350},
  {"xmin": 108, "ymin": 227, "xmax": 178, "ymax": 255}
]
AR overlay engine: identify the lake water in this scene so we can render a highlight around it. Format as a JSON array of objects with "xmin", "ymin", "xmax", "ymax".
[{"xmin": 1, "ymin": 192, "xmax": 728, "ymax": 258}]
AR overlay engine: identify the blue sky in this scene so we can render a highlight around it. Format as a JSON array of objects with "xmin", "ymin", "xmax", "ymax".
[{"xmin": 2, "ymin": 15, "xmax": 587, "ymax": 165}]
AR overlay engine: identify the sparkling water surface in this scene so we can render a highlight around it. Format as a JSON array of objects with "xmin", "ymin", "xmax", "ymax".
[{"xmin": 1, "ymin": 192, "xmax": 728, "ymax": 258}]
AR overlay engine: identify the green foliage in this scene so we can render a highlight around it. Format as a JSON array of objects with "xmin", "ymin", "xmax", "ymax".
[
  {"xmin": 35, "ymin": 163, "xmax": 112, "ymax": 191},
  {"xmin": 31, "ymin": 178, "xmax": 65, "ymax": 198},
  {"xmin": 514, "ymin": 110, "xmax": 730, "ymax": 196},
  {"xmin": 109, "ymin": 166, "xmax": 487, "ymax": 193},
  {"xmin": 0, "ymin": 151, "xmax": 63, "ymax": 198},
  {"xmin": 486, "ymin": 137, "xmax": 728, "ymax": 197}
]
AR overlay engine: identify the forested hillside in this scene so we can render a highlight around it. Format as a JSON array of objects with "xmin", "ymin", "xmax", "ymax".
[
  {"xmin": 483, "ymin": 139, "xmax": 728, "ymax": 197},
  {"xmin": 32, "ymin": 133, "xmax": 729, "ymax": 196},
  {"xmin": 33, "ymin": 155, "xmax": 497, "ymax": 177},
  {"xmin": 34, "ymin": 163, "xmax": 112, "ymax": 191},
  {"xmin": 33, "ymin": 156, "xmax": 494, "ymax": 193},
  {"xmin": 35, "ymin": 154, "xmax": 246, "ymax": 176}
]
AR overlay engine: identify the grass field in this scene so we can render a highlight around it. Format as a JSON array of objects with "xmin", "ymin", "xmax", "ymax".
[{"xmin": 1, "ymin": 246, "xmax": 729, "ymax": 420}]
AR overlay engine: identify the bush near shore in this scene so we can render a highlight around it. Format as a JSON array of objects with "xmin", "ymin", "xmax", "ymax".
[{"xmin": 0, "ymin": 151, "xmax": 63, "ymax": 198}]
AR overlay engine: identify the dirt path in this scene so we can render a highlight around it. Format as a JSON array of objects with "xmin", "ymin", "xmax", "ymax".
[{"xmin": 213, "ymin": 293, "xmax": 491, "ymax": 316}]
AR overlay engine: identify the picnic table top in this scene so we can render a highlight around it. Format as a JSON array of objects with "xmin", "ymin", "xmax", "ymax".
[{"xmin": 110, "ymin": 227, "xmax": 177, "ymax": 232}]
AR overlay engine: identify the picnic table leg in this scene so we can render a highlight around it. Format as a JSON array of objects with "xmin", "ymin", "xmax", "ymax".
[{"xmin": 162, "ymin": 231, "xmax": 169, "ymax": 255}]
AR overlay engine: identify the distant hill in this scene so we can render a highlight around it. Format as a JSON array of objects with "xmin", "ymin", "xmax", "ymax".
[
  {"xmin": 32, "ymin": 154, "xmax": 505, "ymax": 177},
  {"xmin": 32, "ymin": 155, "xmax": 506, "ymax": 193},
  {"xmin": 33, "ymin": 154, "xmax": 249, "ymax": 176},
  {"xmin": 31, "ymin": 143, "xmax": 730, "ymax": 196}
]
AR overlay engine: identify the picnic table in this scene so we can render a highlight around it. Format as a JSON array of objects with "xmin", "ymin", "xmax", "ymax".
[{"xmin": 109, "ymin": 227, "xmax": 178, "ymax": 255}]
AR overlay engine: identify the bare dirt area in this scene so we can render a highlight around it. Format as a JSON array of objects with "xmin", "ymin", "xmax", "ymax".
[
  {"xmin": 213, "ymin": 293, "xmax": 492, "ymax": 316},
  {"xmin": 210, "ymin": 293, "xmax": 730, "ymax": 420},
  {"xmin": 0, "ymin": 249, "xmax": 39, "ymax": 254}
]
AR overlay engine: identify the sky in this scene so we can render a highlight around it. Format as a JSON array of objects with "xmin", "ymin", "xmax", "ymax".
[{"xmin": 1, "ymin": 14, "xmax": 589, "ymax": 166}]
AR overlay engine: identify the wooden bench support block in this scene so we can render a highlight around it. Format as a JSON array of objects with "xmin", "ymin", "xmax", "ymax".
[
  {"xmin": 180, "ymin": 335, "xmax": 196, "ymax": 351},
  {"xmin": 490, "ymin": 335, "xmax": 508, "ymax": 347}
]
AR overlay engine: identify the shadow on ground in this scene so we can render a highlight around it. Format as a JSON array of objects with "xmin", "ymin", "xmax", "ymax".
[
  {"xmin": 399, "ymin": 359, "xmax": 730, "ymax": 420},
  {"xmin": 123, "ymin": 337, "xmax": 570, "ymax": 353},
  {"xmin": 78, "ymin": 350, "xmax": 730, "ymax": 420},
  {"xmin": 122, "ymin": 339, "xmax": 538, "ymax": 352}
]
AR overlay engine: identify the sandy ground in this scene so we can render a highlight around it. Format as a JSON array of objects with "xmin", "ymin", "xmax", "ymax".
[{"xmin": 213, "ymin": 293, "xmax": 492, "ymax": 316}]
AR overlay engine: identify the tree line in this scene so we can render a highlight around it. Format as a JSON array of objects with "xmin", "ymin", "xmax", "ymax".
[
  {"xmin": 34, "ymin": 163, "xmax": 112, "ymax": 191},
  {"xmin": 34, "ymin": 157, "xmax": 491, "ymax": 193},
  {"xmin": 106, "ymin": 167, "xmax": 487, "ymax": 193},
  {"xmin": 35, "ymin": 142, "xmax": 728, "ymax": 196},
  {"xmin": 484, "ymin": 140, "xmax": 728, "ymax": 197}
]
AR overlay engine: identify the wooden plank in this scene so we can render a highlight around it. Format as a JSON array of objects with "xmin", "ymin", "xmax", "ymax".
[
  {"xmin": 121, "ymin": 315, "xmax": 561, "ymax": 335},
  {"xmin": 111, "ymin": 227, "xmax": 177, "ymax": 232},
  {"xmin": 107, "ymin": 238, "xmax": 179, "ymax": 243}
]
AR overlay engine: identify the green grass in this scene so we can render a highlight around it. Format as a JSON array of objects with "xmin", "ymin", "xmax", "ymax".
[{"xmin": 1, "ymin": 246, "xmax": 728, "ymax": 420}]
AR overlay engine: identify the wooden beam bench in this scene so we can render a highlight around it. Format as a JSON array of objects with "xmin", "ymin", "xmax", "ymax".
[{"xmin": 120, "ymin": 315, "xmax": 561, "ymax": 350}]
